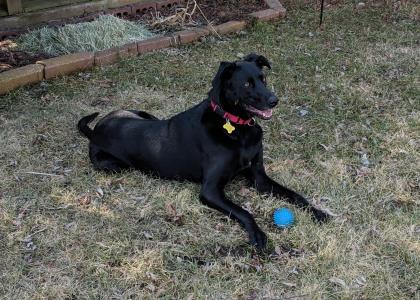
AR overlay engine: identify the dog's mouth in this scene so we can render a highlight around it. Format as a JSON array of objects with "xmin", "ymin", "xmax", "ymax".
[{"xmin": 245, "ymin": 105, "xmax": 273, "ymax": 120}]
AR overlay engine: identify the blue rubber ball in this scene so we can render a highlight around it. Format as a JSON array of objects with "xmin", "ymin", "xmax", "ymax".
[{"xmin": 273, "ymin": 208, "xmax": 295, "ymax": 228}]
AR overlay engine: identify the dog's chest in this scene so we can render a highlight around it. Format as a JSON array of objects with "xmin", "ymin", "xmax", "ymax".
[
  {"xmin": 235, "ymin": 133, "xmax": 261, "ymax": 170},
  {"xmin": 237, "ymin": 145, "xmax": 258, "ymax": 168}
]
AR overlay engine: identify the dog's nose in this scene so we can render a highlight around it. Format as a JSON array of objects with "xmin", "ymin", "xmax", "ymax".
[{"xmin": 268, "ymin": 96, "xmax": 279, "ymax": 108}]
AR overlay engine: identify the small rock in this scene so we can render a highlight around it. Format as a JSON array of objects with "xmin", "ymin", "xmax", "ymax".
[
  {"xmin": 355, "ymin": 276, "xmax": 367, "ymax": 286},
  {"xmin": 25, "ymin": 241, "xmax": 37, "ymax": 251},
  {"xmin": 298, "ymin": 108, "xmax": 309, "ymax": 117},
  {"xmin": 356, "ymin": 2, "xmax": 366, "ymax": 9},
  {"xmin": 64, "ymin": 221, "xmax": 77, "ymax": 230},
  {"xmin": 361, "ymin": 153, "xmax": 370, "ymax": 167}
]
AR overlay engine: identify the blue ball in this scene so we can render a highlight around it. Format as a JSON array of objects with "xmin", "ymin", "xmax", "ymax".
[{"xmin": 273, "ymin": 208, "xmax": 295, "ymax": 228}]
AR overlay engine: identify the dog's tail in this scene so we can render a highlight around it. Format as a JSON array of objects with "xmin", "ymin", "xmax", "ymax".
[{"xmin": 77, "ymin": 112, "xmax": 99, "ymax": 140}]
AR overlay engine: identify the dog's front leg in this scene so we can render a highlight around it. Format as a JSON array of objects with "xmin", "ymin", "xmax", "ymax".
[
  {"xmin": 199, "ymin": 166, "xmax": 267, "ymax": 249},
  {"xmin": 246, "ymin": 151, "xmax": 330, "ymax": 223}
]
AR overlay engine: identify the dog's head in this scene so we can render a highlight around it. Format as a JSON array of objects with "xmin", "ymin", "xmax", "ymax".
[{"xmin": 210, "ymin": 53, "xmax": 278, "ymax": 120}]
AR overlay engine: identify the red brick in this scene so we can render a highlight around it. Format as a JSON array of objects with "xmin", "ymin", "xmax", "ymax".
[
  {"xmin": 109, "ymin": 5, "xmax": 132, "ymax": 18},
  {"xmin": 119, "ymin": 42, "xmax": 138, "ymax": 58},
  {"xmin": 213, "ymin": 21, "xmax": 246, "ymax": 35},
  {"xmin": 94, "ymin": 48, "xmax": 119, "ymax": 66},
  {"xmin": 132, "ymin": 2, "xmax": 157, "ymax": 15},
  {"xmin": 37, "ymin": 52, "xmax": 94, "ymax": 79},
  {"xmin": 249, "ymin": 9, "xmax": 283, "ymax": 21},
  {"xmin": 0, "ymin": 64, "xmax": 44, "ymax": 95},
  {"xmin": 156, "ymin": 0, "xmax": 184, "ymax": 10},
  {"xmin": 137, "ymin": 36, "xmax": 172, "ymax": 54},
  {"xmin": 175, "ymin": 28, "xmax": 210, "ymax": 45}
]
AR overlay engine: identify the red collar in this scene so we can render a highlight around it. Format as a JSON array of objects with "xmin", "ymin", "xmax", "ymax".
[{"xmin": 210, "ymin": 100, "xmax": 255, "ymax": 126}]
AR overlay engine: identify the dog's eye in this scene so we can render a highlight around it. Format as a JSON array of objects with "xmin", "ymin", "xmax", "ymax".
[{"xmin": 244, "ymin": 82, "xmax": 250, "ymax": 88}]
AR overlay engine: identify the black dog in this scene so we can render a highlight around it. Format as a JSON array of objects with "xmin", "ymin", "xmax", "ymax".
[{"xmin": 78, "ymin": 54, "xmax": 329, "ymax": 249}]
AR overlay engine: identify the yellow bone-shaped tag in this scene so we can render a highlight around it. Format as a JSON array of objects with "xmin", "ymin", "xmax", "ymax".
[{"xmin": 223, "ymin": 120, "xmax": 235, "ymax": 134}]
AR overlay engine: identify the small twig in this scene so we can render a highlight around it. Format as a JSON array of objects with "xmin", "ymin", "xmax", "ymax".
[
  {"xmin": 20, "ymin": 227, "xmax": 48, "ymax": 242},
  {"xmin": 194, "ymin": 1, "xmax": 221, "ymax": 38},
  {"xmin": 24, "ymin": 171, "xmax": 64, "ymax": 177},
  {"xmin": 282, "ymin": 294, "xmax": 310, "ymax": 300},
  {"xmin": 43, "ymin": 204, "xmax": 73, "ymax": 210},
  {"xmin": 28, "ymin": 227, "xmax": 48, "ymax": 237},
  {"xmin": 181, "ymin": 0, "xmax": 190, "ymax": 26}
]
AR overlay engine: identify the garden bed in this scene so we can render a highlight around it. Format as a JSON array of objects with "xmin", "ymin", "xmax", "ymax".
[
  {"xmin": 135, "ymin": 0, "xmax": 268, "ymax": 33},
  {"xmin": 0, "ymin": 0, "xmax": 285, "ymax": 94},
  {"xmin": 1, "ymin": 0, "xmax": 267, "ymax": 73},
  {"xmin": 0, "ymin": 40, "xmax": 50, "ymax": 73}
]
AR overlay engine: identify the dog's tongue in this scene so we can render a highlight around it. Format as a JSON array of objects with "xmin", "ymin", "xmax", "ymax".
[
  {"xmin": 260, "ymin": 109, "xmax": 273, "ymax": 119},
  {"xmin": 253, "ymin": 108, "xmax": 273, "ymax": 119},
  {"xmin": 245, "ymin": 105, "xmax": 273, "ymax": 120}
]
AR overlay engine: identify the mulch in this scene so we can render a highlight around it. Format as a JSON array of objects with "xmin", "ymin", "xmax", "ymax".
[
  {"xmin": 134, "ymin": 0, "xmax": 267, "ymax": 32},
  {"xmin": 0, "ymin": 40, "xmax": 51, "ymax": 73},
  {"xmin": 0, "ymin": 0, "xmax": 266, "ymax": 73}
]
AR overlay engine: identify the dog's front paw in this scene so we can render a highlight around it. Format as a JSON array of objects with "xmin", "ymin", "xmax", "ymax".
[
  {"xmin": 310, "ymin": 207, "xmax": 331, "ymax": 223},
  {"xmin": 248, "ymin": 227, "xmax": 267, "ymax": 250}
]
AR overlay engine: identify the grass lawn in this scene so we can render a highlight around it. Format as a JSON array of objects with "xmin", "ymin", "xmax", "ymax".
[{"xmin": 0, "ymin": 2, "xmax": 419, "ymax": 299}]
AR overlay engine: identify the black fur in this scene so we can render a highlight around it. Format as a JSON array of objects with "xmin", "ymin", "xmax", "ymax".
[{"xmin": 78, "ymin": 54, "xmax": 329, "ymax": 249}]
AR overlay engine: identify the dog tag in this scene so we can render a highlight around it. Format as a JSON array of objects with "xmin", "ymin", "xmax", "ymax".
[{"xmin": 223, "ymin": 120, "xmax": 235, "ymax": 134}]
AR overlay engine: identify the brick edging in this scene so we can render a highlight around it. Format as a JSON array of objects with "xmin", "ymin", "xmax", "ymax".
[{"xmin": 0, "ymin": 0, "xmax": 286, "ymax": 95}]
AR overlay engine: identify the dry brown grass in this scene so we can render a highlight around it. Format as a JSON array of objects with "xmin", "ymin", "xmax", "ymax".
[{"xmin": 1, "ymin": 2, "xmax": 419, "ymax": 299}]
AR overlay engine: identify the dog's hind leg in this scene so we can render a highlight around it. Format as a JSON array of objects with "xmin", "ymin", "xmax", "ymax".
[{"xmin": 89, "ymin": 144, "xmax": 129, "ymax": 173}]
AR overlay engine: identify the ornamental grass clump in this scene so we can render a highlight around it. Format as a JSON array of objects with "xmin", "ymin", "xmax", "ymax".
[{"xmin": 18, "ymin": 15, "xmax": 155, "ymax": 56}]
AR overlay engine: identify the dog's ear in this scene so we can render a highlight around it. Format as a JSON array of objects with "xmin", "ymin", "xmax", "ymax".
[
  {"xmin": 243, "ymin": 53, "xmax": 271, "ymax": 70},
  {"xmin": 212, "ymin": 61, "xmax": 236, "ymax": 86},
  {"xmin": 210, "ymin": 61, "xmax": 236, "ymax": 102}
]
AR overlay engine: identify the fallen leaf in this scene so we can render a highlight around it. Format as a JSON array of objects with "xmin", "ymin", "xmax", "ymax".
[
  {"xmin": 143, "ymin": 231, "xmax": 153, "ymax": 239},
  {"xmin": 238, "ymin": 187, "xmax": 252, "ymax": 197},
  {"xmin": 146, "ymin": 283, "xmax": 156, "ymax": 292},
  {"xmin": 360, "ymin": 153, "xmax": 370, "ymax": 167},
  {"xmin": 329, "ymin": 277, "xmax": 347, "ymax": 288},
  {"xmin": 354, "ymin": 276, "xmax": 367, "ymax": 286},
  {"xmin": 186, "ymin": 293, "xmax": 195, "ymax": 300},
  {"xmin": 64, "ymin": 221, "xmax": 77, "ymax": 230},
  {"xmin": 281, "ymin": 281, "xmax": 297, "ymax": 288},
  {"xmin": 165, "ymin": 202, "xmax": 184, "ymax": 225},
  {"xmin": 25, "ymin": 241, "xmax": 37, "ymax": 251},
  {"xmin": 12, "ymin": 204, "xmax": 30, "ymax": 226},
  {"xmin": 96, "ymin": 187, "xmax": 104, "ymax": 198},
  {"xmin": 77, "ymin": 194, "xmax": 92, "ymax": 206}
]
